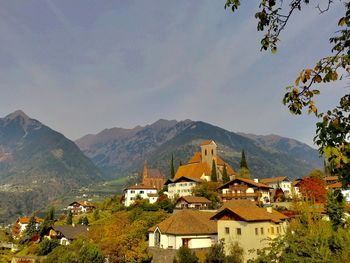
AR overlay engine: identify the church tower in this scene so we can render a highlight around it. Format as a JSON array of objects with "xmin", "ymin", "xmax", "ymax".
[
  {"xmin": 142, "ymin": 160, "xmax": 149, "ymax": 184},
  {"xmin": 200, "ymin": 140, "xmax": 217, "ymax": 168}
]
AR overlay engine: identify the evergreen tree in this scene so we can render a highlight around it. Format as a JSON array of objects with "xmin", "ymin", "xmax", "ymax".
[
  {"xmin": 173, "ymin": 246, "xmax": 199, "ymax": 263},
  {"xmin": 211, "ymin": 160, "xmax": 217, "ymax": 182},
  {"xmin": 171, "ymin": 154, "xmax": 175, "ymax": 178},
  {"xmin": 179, "ymin": 160, "xmax": 183, "ymax": 166},
  {"xmin": 81, "ymin": 216, "xmax": 89, "ymax": 226},
  {"xmin": 239, "ymin": 150, "xmax": 248, "ymax": 170},
  {"xmin": 46, "ymin": 206, "xmax": 55, "ymax": 221},
  {"xmin": 25, "ymin": 215, "xmax": 38, "ymax": 238},
  {"xmin": 326, "ymin": 189, "xmax": 346, "ymax": 230},
  {"xmin": 222, "ymin": 164, "xmax": 230, "ymax": 184},
  {"xmin": 66, "ymin": 210, "xmax": 73, "ymax": 225}
]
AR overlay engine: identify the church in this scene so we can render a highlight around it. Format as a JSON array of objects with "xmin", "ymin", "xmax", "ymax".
[{"xmin": 142, "ymin": 161, "xmax": 166, "ymax": 191}]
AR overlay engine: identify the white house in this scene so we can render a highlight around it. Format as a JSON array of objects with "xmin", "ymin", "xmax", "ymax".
[
  {"xmin": 46, "ymin": 225, "xmax": 88, "ymax": 245},
  {"xmin": 67, "ymin": 201, "xmax": 95, "ymax": 214},
  {"xmin": 12, "ymin": 216, "xmax": 43, "ymax": 237},
  {"xmin": 122, "ymin": 184, "xmax": 158, "ymax": 207},
  {"xmin": 148, "ymin": 210, "xmax": 217, "ymax": 249},
  {"xmin": 260, "ymin": 176, "xmax": 292, "ymax": 197},
  {"xmin": 165, "ymin": 176, "xmax": 200, "ymax": 199}
]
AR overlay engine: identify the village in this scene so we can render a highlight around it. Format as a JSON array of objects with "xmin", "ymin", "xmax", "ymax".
[{"xmin": 2, "ymin": 139, "xmax": 350, "ymax": 263}]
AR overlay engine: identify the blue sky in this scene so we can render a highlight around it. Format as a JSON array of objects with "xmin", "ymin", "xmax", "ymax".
[{"xmin": 0, "ymin": 0, "xmax": 348, "ymax": 146}]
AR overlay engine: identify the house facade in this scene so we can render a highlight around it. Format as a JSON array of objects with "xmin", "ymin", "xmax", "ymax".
[
  {"xmin": 122, "ymin": 185, "xmax": 158, "ymax": 207},
  {"xmin": 12, "ymin": 216, "xmax": 43, "ymax": 237},
  {"xmin": 260, "ymin": 176, "xmax": 292, "ymax": 197},
  {"xmin": 148, "ymin": 210, "xmax": 217, "ymax": 249},
  {"xmin": 218, "ymin": 178, "xmax": 271, "ymax": 204},
  {"xmin": 166, "ymin": 176, "xmax": 200, "ymax": 199},
  {"xmin": 46, "ymin": 225, "xmax": 88, "ymax": 245},
  {"xmin": 211, "ymin": 200, "xmax": 288, "ymax": 261},
  {"xmin": 67, "ymin": 201, "xmax": 95, "ymax": 214}
]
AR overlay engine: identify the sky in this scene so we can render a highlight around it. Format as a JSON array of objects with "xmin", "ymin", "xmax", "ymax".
[{"xmin": 0, "ymin": 0, "xmax": 348, "ymax": 146}]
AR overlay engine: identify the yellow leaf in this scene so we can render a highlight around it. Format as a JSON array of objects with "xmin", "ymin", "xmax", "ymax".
[
  {"xmin": 314, "ymin": 75, "xmax": 322, "ymax": 83},
  {"xmin": 338, "ymin": 17, "xmax": 346, "ymax": 26},
  {"xmin": 295, "ymin": 76, "xmax": 301, "ymax": 86}
]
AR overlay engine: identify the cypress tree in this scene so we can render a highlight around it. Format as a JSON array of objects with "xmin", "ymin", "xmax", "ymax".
[
  {"xmin": 222, "ymin": 164, "xmax": 230, "ymax": 183},
  {"xmin": 66, "ymin": 210, "xmax": 73, "ymax": 225},
  {"xmin": 171, "ymin": 154, "xmax": 175, "ymax": 178},
  {"xmin": 211, "ymin": 160, "xmax": 217, "ymax": 182},
  {"xmin": 239, "ymin": 150, "xmax": 248, "ymax": 170},
  {"xmin": 25, "ymin": 215, "xmax": 38, "ymax": 238}
]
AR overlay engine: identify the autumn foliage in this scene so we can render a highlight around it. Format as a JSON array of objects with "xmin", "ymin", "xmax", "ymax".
[{"xmin": 299, "ymin": 177, "xmax": 327, "ymax": 203}]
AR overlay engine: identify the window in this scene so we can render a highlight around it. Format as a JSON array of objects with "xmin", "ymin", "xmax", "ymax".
[
  {"xmin": 271, "ymin": 227, "xmax": 274, "ymax": 234},
  {"xmin": 130, "ymin": 190, "xmax": 135, "ymax": 194},
  {"xmin": 260, "ymin": 228, "xmax": 264, "ymax": 235},
  {"xmin": 140, "ymin": 190, "xmax": 144, "ymax": 194},
  {"xmin": 255, "ymin": 228, "xmax": 258, "ymax": 235},
  {"xmin": 205, "ymin": 149, "xmax": 207, "ymax": 156},
  {"xmin": 211, "ymin": 149, "xmax": 214, "ymax": 155},
  {"xmin": 277, "ymin": 227, "xmax": 280, "ymax": 234},
  {"xmin": 225, "ymin": 227, "xmax": 230, "ymax": 234},
  {"xmin": 236, "ymin": 228, "xmax": 241, "ymax": 235}
]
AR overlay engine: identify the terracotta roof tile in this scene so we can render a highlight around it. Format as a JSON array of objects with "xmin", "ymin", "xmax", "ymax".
[
  {"xmin": 213, "ymin": 200, "xmax": 288, "ymax": 223},
  {"xmin": 188, "ymin": 152, "xmax": 202, "ymax": 164},
  {"xmin": 174, "ymin": 162, "xmax": 211, "ymax": 180},
  {"xmin": 149, "ymin": 210, "xmax": 217, "ymax": 235},
  {"xmin": 18, "ymin": 216, "xmax": 43, "ymax": 224}
]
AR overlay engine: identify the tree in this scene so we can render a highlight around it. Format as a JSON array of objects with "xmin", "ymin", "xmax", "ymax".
[
  {"xmin": 224, "ymin": 0, "xmax": 350, "ymax": 185},
  {"xmin": 236, "ymin": 167, "xmax": 250, "ymax": 179},
  {"xmin": 326, "ymin": 189, "xmax": 346, "ymax": 230},
  {"xmin": 299, "ymin": 176, "xmax": 327, "ymax": 203},
  {"xmin": 205, "ymin": 240, "xmax": 226, "ymax": 263},
  {"xmin": 66, "ymin": 210, "xmax": 73, "ymax": 225},
  {"xmin": 308, "ymin": 169, "xmax": 325, "ymax": 180},
  {"xmin": 46, "ymin": 206, "xmax": 55, "ymax": 221},
  {"xmin": 25, "ymin": 215, "xmax": 38, "ymax": 239},
  {"xmin": 192, "ymin": 181, "xmax": 220, "ymax": 209},
  {"xmin": 226, "ymin": 242, "xmax": 244, "ymax": 263},
  {"xmin": 211, "ymin": 160, "xmax": 217, "ymax": 182},
  {"xmin": 222, "ymin": 164, "xmax": 230, "ymax": 184},
  {"xmin": 38, "ymin": 238, "xmax": 59, "ymax": 256},
  {"xmin": 239, "ymin": 150, "xmax": 248, "ymax": 170},
  {"xmin": 171, "ymin": 154, "xmax": 175, "ymax": 178},
  {"xmin": 173, "ymin": 246, "xmax": 199, "ymax": 263}
]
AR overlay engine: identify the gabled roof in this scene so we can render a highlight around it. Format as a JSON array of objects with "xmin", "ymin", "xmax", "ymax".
[
  {"xmin": 149, "ymin": 210, "xmax": 217, "ymax": 235},
  {"xmin": 211, "ymin": 200, "xmax": 288, "ymax": 223},
  {"xmin": 69, "ymin": 201, "xmax": 95, "ymax": 207},
  {"xmin": 174, "ymin": 162, "xmax": 211, "ymax": 180},
  {"xmin": 177, "ymin": 196, "xmax": 211, "ymax": 204},
  {"xmin": 200, "ymin": 140, "xmax": 216, "ymax": 146},
  {"xmin": 17, "ymin": 216, "xmax": 43, "ymax": 224},
  {"xmin": 218, "ymin": 177, "xmax": 270, "ymax": 190},
  {"xmin": 260, "ymin": 176, "xmax": 290, "ymax": 185},
  {"xmin": 51, "ymin": 225, "xmax": 88, "ymax": 240},
  {"xmin": 125, "ymin": 184, "xmax": 158, "ymax": 190}
]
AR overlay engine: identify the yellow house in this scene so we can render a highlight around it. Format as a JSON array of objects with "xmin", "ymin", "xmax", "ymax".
[{"xmin": 211, "ymin": 200, "xmax": 288, "ymax": 261}]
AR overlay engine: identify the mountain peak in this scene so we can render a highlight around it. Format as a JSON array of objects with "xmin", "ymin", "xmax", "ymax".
[{"xmin": 5, "ymin": 110, "xmax": 30, "ymax": 121}]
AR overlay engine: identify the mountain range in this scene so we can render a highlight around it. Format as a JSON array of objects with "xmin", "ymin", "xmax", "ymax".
[
  {"xmin": 0, "ymin": 110, "xmax": 102, "ymax": 223},
  {"xmin": 76, "ymin": 119, "xmax": 323, "ymax": 180}
]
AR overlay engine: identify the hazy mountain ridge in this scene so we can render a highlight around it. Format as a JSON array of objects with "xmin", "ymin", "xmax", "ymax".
[
  {"xmin": 0, "ymin": 110, "xmax": 102, "ymax": 223},
  {"xmin": 76, "ymin": 120, "xmax": 323, "ymax": 179}
]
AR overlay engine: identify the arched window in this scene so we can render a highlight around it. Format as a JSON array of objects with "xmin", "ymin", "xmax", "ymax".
[
  {"xmin": 155, "ymin": 229, "xmax": 161, "ymax": 247},
  {"xmin": 211, "ymin": 149, "xmax": 214, "ymax": 155}
]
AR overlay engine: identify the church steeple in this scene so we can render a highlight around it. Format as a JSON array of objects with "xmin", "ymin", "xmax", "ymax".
[{"xmin": 143, "ymin": 160, "xmax": 149, "ymax": 182}]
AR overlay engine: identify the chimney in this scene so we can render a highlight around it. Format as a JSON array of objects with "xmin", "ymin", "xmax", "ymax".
[
  {"xmin": 266, "ymin": 207, "xmax": 273, "ymax": 213},
  {"xmin": 253, "ymin": 178, "xmax": 259, "ymax": 183}
]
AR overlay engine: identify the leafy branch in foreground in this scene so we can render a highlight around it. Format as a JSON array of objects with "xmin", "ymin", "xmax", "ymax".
[{"xmin": 225, "ymin": 0, "xmax": 350, "ymax": 183}]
